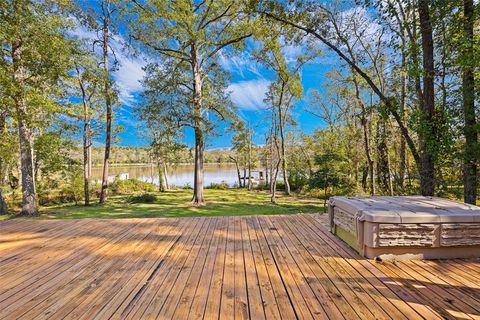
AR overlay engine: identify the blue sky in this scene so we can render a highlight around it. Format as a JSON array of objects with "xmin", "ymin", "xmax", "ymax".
[
  {"xmin": 74, "ymin": 3, "xmax": 339, "ymax": 149},
  {"xmin": 111, "ymin": 45, "xmax": 337, "ymax": 149}
]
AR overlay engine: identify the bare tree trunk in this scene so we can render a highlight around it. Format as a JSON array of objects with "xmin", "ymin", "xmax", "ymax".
[
  {"xmin": 353, "ymin": 77, "xmax": 375, "ymax": 195},
  {"xmin": 362, "ymin": 165, "xmax": 368, "ymax": 192},
  {"xmin": 279, "ymin": 126, "xmax": 290, "ymax": 195},
  {"xmin": 163, "ymin": 163, "xmax": 169, "ymax": 190},
  {"xmin": 398, "ymin": 32, "xmax": 407, "ymax": 191},
  {"xmin": 269, "ymin": 134, "xmax": 275, "ymax": 193},
  {"xmin": 271, "ymin": 157, "xmax": 281, "ymax": 203},
  {"xmin": 418, "ymin": 0, "xmax": 436, "ymax": 196},
  {"xmin": 271, "ymin": 133, "xmax": 282, "ymax": 203},
  {"xmin": 191, "ymin": 44, "xmax": 205, "ymax": 205},
  {"xmin": 12, "ymin": 39, "xmax": 37, "ymax": 215},
  {"xmin": 386, "ymin": 141, "xmax": 394, "ymax": 196},
  {"xmin": 230, "ymin": 156, "xmax": 242, "ymax": 187},
  {"xmin": 193, "ymin": 125, "xmax": 204, "ymax": 203},
  {"xmin": 99, "ymin": 2, "xmax": 112, "ymax": 204},
  {"xmin": 0, "ymin": 189, "xmax": 7, "ymax": 214},
  {"xmin": 88, "ymin": 145, "xmax": 92, "ymax": 177},
  {"xmin": 157, "ymin": 163, "xmax": 163, "ymax": 192},
  {"xmin": 243, "ymin": 167, "xmax": 246, "ymax": 187},
  {"xmin": 376, "ymin": 120, "xmax": 394, "ymax": 195},
  {"xmin": 262, "ymin": 136, "xmax": 269, "ymax": 186},
  {"xmin": 0, "ymin": 111, "xmax": 8, "ymax": 184},
  {"xmin": 277, "ymin": 83, "xmax": 291, "ymax": 195},
  {"xmin": 462, "ymin": 0, "xmax": 477, "ymax": 204},
  {"xmin": 247, "ymin": 124, "xmax": 253, "ymax": 190},
  {"xmin": 78, "ymin": 68, "xmax": 91, "ymax": 206},
  {"xmin": 83, "ymin": 109, "xmax": 91, "ymax": 205}
]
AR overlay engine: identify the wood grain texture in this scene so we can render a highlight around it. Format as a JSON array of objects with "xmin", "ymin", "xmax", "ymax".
[{"xmin": 0, "ymin": 215, "xmax": 479, "ymax": 320}]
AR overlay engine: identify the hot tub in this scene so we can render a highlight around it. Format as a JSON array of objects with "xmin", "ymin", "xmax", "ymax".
[{"xmin": 328, "ymin": 196, "xmax": 480, "ymax": 259}]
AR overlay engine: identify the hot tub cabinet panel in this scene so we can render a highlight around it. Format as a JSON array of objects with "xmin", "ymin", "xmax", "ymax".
[
  {"xmin": 329, "ymin": 196, "xmax": 480, "ymax": 260},
  {"xmin": 441, "ymin": 223, "xmax": 480, "ymax": 246},
  {"xmin": 377, "ymin": 223, "xmax": 436, "ymax": 247}
]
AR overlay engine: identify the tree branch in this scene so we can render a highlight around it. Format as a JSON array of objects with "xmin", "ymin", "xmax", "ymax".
[
  {"xmin": 260, "ymin": 11, "xmax": 420, "ymax": 165},
  {"xmin": 200, "ymin": 2, "xmax": 234, "ymax": 29},
  {"xmin": 202, "ymin": 33, "xmax": 252, "ymax": 67},
  {"xmin": 131, "ymin": 34, "xmax": 189, "ymax": 60}
]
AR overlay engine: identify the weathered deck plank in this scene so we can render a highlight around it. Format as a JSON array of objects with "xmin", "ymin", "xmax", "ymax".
[{"xmin": 0, "ymin": 214, "xmax": 479, "ymax": 320}]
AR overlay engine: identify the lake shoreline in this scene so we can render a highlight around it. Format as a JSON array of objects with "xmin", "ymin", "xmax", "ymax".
[
  {"xmin": 90, "ymin": 163, "xmax": 266, "ymax": 188},
  {"xmin": 90, "ymin": 162, "xmax": 236, "ymax": 168}
]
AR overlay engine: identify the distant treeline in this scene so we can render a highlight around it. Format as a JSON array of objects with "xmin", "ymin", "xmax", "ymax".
[{"xmin": 69, "ymin": 146, "xmax": 237, "ymax": 166}]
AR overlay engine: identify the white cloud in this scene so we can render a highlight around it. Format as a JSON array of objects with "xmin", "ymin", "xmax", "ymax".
[
  {"xmin": 227, "ymin": 79, "xmax": 270, "ymax": 110},
  {"xmin": 113, "ymin": 53, "xmax": 146, "ymax": 106},
  {"xmin": 219, "ymin": 52, "xmax": 262, "ymax": 78},
  {"xmin": 281, "ymin": 44, "xmax": 304, "ymax": 63},
  {"xmin": 70, "ymin": 22, "xmax": 147, "ymax": 106}
]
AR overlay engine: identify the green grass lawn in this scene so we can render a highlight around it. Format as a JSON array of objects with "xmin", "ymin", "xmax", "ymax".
[{"xmin": 2, "ymin": 189, "xmax": 324, "ymax": 220}]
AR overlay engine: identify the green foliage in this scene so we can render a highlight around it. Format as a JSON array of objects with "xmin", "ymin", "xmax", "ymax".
[
  {"xmin": 59, "ymin": 164, "xmax": 84, "ymax": 205},
  {"xmin": 109, "ymin": 179, "xmax": 156, "ymax": 195},
  {"xmin": 309, "ymin": 153, "xmax": 345, "ymax": 189},
  {"xmin": 129, "ymin": 0, "xmax": 255, "ymax": 137},
  {"xmin": 288, "ymin": 171, "xmax": 309, "ymax": 191},
  {"xmin": 206, "ymin": 182, "xmax": 229, "ymax": 190},
  {"xmin": 182, "ymin": 183, "xmax": 192, "ymax": 190},
  {"xmin": 0, "ymin": 0, "xmax": 77, "ymax": 117},
  {"xmin": 34, "ymin": 131, "xmax": 74, "ymax": 179},
  {"xmin": 230, "ymin": 121, "xmax": 250, "ymax": 167},
  {"xmin": 126, "ymin": 193, "xmax": 157, "ymax": 204}
]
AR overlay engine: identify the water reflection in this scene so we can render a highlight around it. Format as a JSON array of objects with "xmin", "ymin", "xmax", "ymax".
[{"xmin": 91, "ymin": 163, "xmax": 265, "ymax": 187}]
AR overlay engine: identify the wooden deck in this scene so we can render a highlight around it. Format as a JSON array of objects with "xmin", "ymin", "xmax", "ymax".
[{"xmin": 0, "ymin": 214, "xmax": 479, "ymax": 320}]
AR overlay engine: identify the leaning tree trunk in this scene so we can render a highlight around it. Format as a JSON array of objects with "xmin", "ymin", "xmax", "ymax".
[
  {"xmin": 163, "ymin": 163, "xmax": 169, "ymax": 190},
  {"xmin": 99, "ymin": 9, "xmax": 112, "ymax": 204},
  {"xmin": 418, "ymin": 0, "xmax": 436, "ymax": 196},
  {"xmin": 230, "ymin": 156, "xmax": 242, "ymax": 187},
  {"xmin": 12, "ymin": 40, "xmax": 37, "ymax": 215},
  {"xmin": 262, "ymin": 10, "xmax": 427, "ymax": 194},
  {"xmin": 462, "ymin": 0, "xmax": 477, "ymax": 204}
]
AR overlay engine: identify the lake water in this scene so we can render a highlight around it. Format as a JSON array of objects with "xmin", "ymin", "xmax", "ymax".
[{"xmin": 91, "ymin": 163, "xmax": 265, "ymax": 187}]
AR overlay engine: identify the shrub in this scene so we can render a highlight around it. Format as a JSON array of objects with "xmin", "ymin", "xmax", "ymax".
[
  {"xmin": 207, "ymin": 182, "xmax": 229, "ymax": 190},
  {"xmin": 274, "ymin": 181, "xmax": 285, "ymax": 191},
  {"xmin": 288, "ymin": 171, "xmax": 309, "ymax": 191},
  {"xmin": 256, "ymin": 182, "xmax": 269, "ymax": 191},
  {"xmin": 127, "ymin": 193, "xmax": 157, "ymax": 204},
  {"xmin": 110, "ymin": 179, "xmax": 156, "ymax": 195},
  {"xmin": 57, "ymin": 164, "xmax": 84, "ymax": 205}
]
